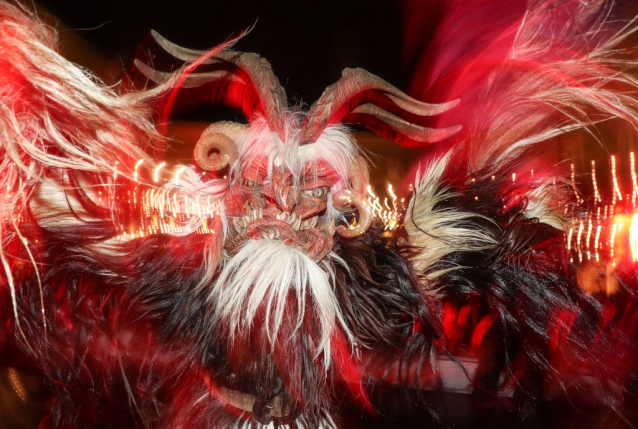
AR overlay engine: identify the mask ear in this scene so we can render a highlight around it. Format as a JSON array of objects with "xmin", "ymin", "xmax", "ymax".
[
  {"xmin": 333, "ymin": 157, "xmax": 372, "ymax": 237},
  {"xmin": 194, "ymin": 121, "xmax": 246, "ymax": 171}
]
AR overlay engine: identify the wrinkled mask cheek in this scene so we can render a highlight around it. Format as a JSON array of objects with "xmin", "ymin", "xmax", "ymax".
[{"xmin": 221, "ymin": 161, "xmax": 340, "ymax": 262}]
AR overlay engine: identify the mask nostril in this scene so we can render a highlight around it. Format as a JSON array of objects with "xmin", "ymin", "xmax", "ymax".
[{"xmin": 264, "ymin": 195, "xmax": 279, "ymax": 209}]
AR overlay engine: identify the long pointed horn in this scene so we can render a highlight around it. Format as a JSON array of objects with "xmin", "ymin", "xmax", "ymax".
[
  {"xmin": 133, "ymin": 60, "xmax": 243, "ymax": 89},
  {"xmin": 302, "ymin": 67, "xmax": 460, "ymax": 145},
  {"xmin": 349, "ymin": 104, "xmax": 461, "ymax": 147},
  {"xmin": 136, "ymin": 31, "xmax": 288, "ymax": 136},
  {"xmin": 150, "ymin": 30, "xmax": 211, "ymax": 62}
]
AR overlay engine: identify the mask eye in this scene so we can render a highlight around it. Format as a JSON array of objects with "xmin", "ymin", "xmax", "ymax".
[
  {"xmin": 303, "ymin": 186, "xmax": 330, "ymax": 200},
  {"xmin": 242, "ymin": 178, "xmax": 257, "ymax": 187}
]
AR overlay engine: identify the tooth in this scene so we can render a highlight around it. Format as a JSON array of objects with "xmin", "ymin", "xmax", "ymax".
[
  {"xmin": 287, "ymin": 213, "xmax": 296, "ymax": 225},
  {"xmin": 251, "ymin": 209, "xmax": 257, "ymax": 221},
  {"xmin": 294, "ymin": 216, "xmax": 302, "ymax": 230},
  {"xmin": 278, "ymin": 211, "xmax": 288, "ymax": 221},
  {"xmin": 233, "ymin": 218, "xmax": 241, "ymax": 233},
  {"xmin": 301, "ymin": 216, "xmax": 316, "ymax": 230},
  {"xmin": 269, "ymin": 231, "xmax": 275, "ymax": 239},
  {"xmin": 258, "ymin": 208, "xmax": 262, "ymax": 219}
]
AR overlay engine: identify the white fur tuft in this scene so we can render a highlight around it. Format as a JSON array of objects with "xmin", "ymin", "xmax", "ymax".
[
  {"xmin": 405, "ymin": 154, "xmax": 497, "ymax": 288},
  {"xmin": 209, "ymin": 239, "xmax": 353, "ymax": 367}
]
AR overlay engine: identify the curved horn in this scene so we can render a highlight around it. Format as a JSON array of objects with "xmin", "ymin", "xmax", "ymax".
[
  {"xmin": 349, "ymin": 157, "xmax": 369, "ymax": 199},
  {"xmin": 150, "ymin": 30, "xmax": 212, "ymax": 62},
  {"xmin": 133, "ymin": 60, "xmax": 242, "ymax": 88},
  {"xmin": 302, "ymin": 67, "xmax": 460, "ymax": 146},
  {"xmin": 194, "ymin": 122, "xmax": 245, "ymax": 171},
  {"xmin": 136, "ymin": 31, "xmax": 288, "ymax": 136},
  {"xmin": 333, "ymin": 157, "xmax": 372, "ymax": 237},
  {"xmin": 350, "ymin": 104, "xmax": 462, "ymax": 146},
  {"xmin": 333, "ymin": 189, "xmax": 373, "ymax": 238}
]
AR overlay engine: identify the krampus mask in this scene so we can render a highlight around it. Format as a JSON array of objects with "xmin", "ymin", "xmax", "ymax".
[{"xmin": 126, "ymin": 31, "xmax": 460, "ymax": 425}]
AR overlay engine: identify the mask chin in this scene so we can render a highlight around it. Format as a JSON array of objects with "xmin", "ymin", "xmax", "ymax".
[{"xmin": 209, "ymin": 239, "xmax": 351, "ymax": 365}]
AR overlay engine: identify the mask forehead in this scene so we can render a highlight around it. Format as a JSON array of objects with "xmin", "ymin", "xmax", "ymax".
[
  {"xmin": 234, "ymin": 119, "xmax": 356, "ymax": 187},
  {"xmin": 299, "ymin": 160, "xmax": 341, "ymax": 188}
]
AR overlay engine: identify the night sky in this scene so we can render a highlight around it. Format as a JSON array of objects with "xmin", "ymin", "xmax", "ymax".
[
  {"xmin": 36, "ymin": 1, "xmax": 406, "ymax": 107},
  {"xmin": 34, "ymin": 0, "xmax": 432, "ymax": 193},
  {"xmin": 34, "ymin": 0, "xmax": 638, "ymax": 196}
]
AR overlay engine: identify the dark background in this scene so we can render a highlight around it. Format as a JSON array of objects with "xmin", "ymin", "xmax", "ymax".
[
  {"xmin": 35, "ymin": 0, "xmax": 405, "ymax": 106},
  {"xmin": 33, "ymin": 0, "xmax": 638, "ymax": 199},
  {"xmin": 34, "ymin": 0, "xmax": 426, "ymax": 195}
]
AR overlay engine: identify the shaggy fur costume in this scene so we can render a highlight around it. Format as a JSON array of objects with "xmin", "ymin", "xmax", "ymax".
[{"xmin": 1, "ymin": 1, "xmax": 638, "ymax": 428}]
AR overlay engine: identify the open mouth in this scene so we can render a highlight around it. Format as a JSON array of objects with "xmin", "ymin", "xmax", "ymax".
[
  {"xmin": 232, "ymin": 208, "xmax": 320, "ymax": 233},
  {"xmin": 230, "ymin": 208, "xmax": 335, "ymax": 261}
]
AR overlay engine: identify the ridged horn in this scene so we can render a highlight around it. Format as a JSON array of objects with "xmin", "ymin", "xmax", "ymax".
[
  {"xmin": 194, "ymin": 122, "xmax": 245, "ymax": 171},
  {"xmin": 333, "ymin": 157, "xmax": 372, "ymax": 237},
  {"xmin": 302, "ymin": 67, "xmax": 460, "ymax": 147},
  {"xmin": 136, "ymin": 31, "xmax": 288, "ymax": 136}
]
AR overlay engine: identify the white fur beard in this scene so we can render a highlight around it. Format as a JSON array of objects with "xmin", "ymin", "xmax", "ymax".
[{"xmin": 209, "ymin": 239, "xmax": 353, "ymax": 367}]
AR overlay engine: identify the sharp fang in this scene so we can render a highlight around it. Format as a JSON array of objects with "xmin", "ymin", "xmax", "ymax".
[
  {"xmin": 287, "ymin": 213, "xmax": 296, "ymax": 225},
  {"xmin": 276, "ymin": 212, "xmax": 286, "ymax": 221},
  {"xmin": 305, "ymin": 216, "xmax": 318, "ymax": 229}
]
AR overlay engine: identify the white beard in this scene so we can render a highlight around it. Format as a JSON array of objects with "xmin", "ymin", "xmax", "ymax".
[{"xmin": 209, "ymin": 239, "xmax": 353, "ymax": 367}]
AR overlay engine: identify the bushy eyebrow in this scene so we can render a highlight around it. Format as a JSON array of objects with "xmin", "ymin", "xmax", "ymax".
[
  {"xmin": 300, "ymin": 161, "xmax": 340, "ymax": 187},
  {"xmin": 240, "ymin": 158, "xmax": 268, "ymax": 179},
  {"xmin": 238, "ymin": 154, "xmax": 343, "ymax": 192}
]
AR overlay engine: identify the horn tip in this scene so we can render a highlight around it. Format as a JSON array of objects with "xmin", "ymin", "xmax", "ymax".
[
  {"xmin": 447, "ymin": 98, "xmax": 461, "ymax": 109},
  {"xmin": 150, "ymin": 29, "xmax": 167, "ymax": 43},
  {"xmin": 429, "ymin": 124, "xmax": 462, "ymax": 142},
  {"xmin": 133, "ymin": 58, "xmax": 147, "ymax": 72},
  {"xmin": 133, "ymin": 59, "xmax": 159, "ymax": 82}
]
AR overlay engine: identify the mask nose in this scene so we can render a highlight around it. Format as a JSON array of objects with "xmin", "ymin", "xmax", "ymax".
[{"xmin": 270, "ymin": 170, "xmax": 298, "ymax": 212}]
